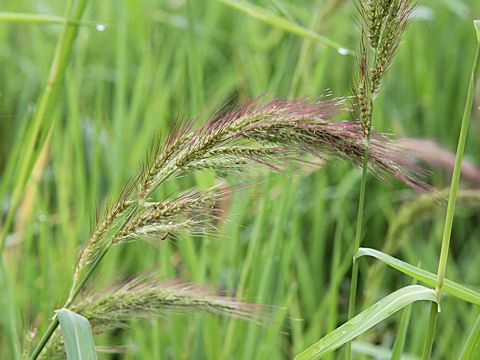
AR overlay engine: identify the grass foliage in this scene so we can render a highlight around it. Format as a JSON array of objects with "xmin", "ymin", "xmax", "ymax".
[{"xmin": 1, "ymin": 0, "xmax": 480, "ymax": 359}]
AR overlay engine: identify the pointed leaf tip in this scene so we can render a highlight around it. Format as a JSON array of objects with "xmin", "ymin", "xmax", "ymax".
[
  {"xmin": 294, "ymin": 285, "xmax": 438, "ymax": 359},
  {"xmin": 55, "ymin": 309, "xmax": 97, "ymax": 360}
]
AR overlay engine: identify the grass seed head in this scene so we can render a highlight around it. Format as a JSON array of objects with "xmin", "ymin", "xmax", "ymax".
[
  {"xmin": 352, "ymin": 0, "xmax": 416, "ymax": 133},
  {"xmin": 71, "ymin": 94, "xmax": 431, "ymax": 297},
  {"xmin": 39, "ymin": 276, "xmax": 275, "ymax": 359}
]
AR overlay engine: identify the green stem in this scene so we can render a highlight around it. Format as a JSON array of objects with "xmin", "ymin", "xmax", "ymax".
[
  {"xmin": 28, "ymin": 243, "xmax": 111, "ymax": 360},
  {"xmin": 345, "ymin": 135, "xmax": 370, "ymax": 360},
  {"xmin": 186, "ymin": 0, "xmax": 204, "ymax": 114},
  {"xmin": 0, "ymin": 12, "xmax": 98, "ymax": 27},
  {"xmin": 0, "ymin": 0, "xmax": 88, "ymax": 253},
  {"xmin": 29, "ymin": 202, "xmax": 138, "ymax": 359},
  {"xmin": 391, "ymin": 278, "xmax": 417, "ymax": 360},
  {"xmin": 422, "ymin": 25, "xmax": 480, "ymax": 360},
  {"xmin": 345, "ymin": 18, "xmax": 386, "ymax": 359},
  {"xmin": 0, "ymin": 256, "xmax": 22, "ymax": 359},
  {"xmin": 422, "ymin": 303, "xmax": 439, "ymax": 360}
]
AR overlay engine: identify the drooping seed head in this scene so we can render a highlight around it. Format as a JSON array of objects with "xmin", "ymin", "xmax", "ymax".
[{"xmin": 39, "ymin": 275, "xmax": 275, "ymax": 359}]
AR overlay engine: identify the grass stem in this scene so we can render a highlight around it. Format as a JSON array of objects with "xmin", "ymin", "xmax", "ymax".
[
  {"xmin": 29, "ymin": 203, "xmax": 138, "ymax": 359},
  {"xmin": 422, "ymin": 22, "xmax": 480, "ymax": 360},
  {"xmin": 0, "ymin": 256, "xmax": 21, "ymax": 360},
  {"xmin": 28, "ymin": 242, "xmax": 110, "ymax": 360},
  {"xmin": 345, "ymin": 135, "xmax": 370, "ymax": 359},
  {"xmin": 0, "ymin": 11, "xmax": 98, "ymax": 27}
]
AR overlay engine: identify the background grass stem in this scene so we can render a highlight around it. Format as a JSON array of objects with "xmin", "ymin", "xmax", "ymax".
[
  {"xmin": 0, "ymin": 12, "xmax": 98, "ymax": 27},
  {"xmin": 0, "ymin": 256, "xmax": 21, "ymax": 360},
  {"xmin": 0, "ymin": 0, "xmax": 88, "ymax": 253}
]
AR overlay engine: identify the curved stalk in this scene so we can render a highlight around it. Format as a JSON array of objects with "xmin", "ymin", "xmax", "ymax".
[
  {"xmin": 28, "ymin": 243, "xmax": 110, "ymax": 360},
  {"xmin": 29, "ymin": 202, "xmax": 138, "ymax": 359},
  {"xmin": 422, "ymin": 23, "xmax": 480, "ymax": 360}
]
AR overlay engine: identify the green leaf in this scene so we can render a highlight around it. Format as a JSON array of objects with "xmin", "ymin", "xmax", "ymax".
[
  {"xmin": 460, "ymin": 315, "xmax": 480, "ymax": 359},
  {"xmin": 55, "ymin": 309, "xmax": 97, "ymax": 360},
  {"xmin": 356, "ymin": 248, "xmax": 480, "ymax": 305},
  {"xmin": 216, "ymin": 0, "xmax": 352, "ymax": 55},
  {"xmin": 294, "ymin": 285, "xmax": 438, "ymax": 360}
]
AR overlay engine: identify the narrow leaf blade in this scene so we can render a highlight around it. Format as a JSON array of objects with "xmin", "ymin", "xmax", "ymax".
[
  {"xmin": 216, "ymin": 0, "xmax": 352, "ymax": 54},
  {"xmin": 294, "ymin": 285, "xmax": 438, "ymax": 360},
  {"xmin": 460, "ymin": 315, "xmax": 480, "ymax": 359},
  {"xmin": 356, "ymin": 247, "xmax": 480, "ymax": 305},
  {"xmin": 55, "ymin": 309, "xmax": 97, "ymax": 360}
]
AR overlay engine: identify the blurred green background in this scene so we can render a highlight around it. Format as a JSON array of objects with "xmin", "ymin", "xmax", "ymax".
[{"xmin": 1, "ymin": 0, "xmax": 480, "ymax": 358}]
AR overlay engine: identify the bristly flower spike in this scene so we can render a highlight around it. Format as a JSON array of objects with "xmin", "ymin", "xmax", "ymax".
[
  {"xmin": 68, "ymin": 94, "xmax": 432, "ymax": 292},
  {"xmin": 352, "ymin": 0, "xmax": 416, "ymax": 135}
]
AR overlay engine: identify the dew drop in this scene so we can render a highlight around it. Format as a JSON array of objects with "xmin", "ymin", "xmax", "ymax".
[
  {"xmin": 337, "ymin": 47, "xmax": 348, "ymax": 55},
  {"xmin": 96, "ymin": 24, "xmax": 106, "ymax": 32},
  {"xmin": 341, "ymin": 330, "xmax": 346, "ymax": 335}
]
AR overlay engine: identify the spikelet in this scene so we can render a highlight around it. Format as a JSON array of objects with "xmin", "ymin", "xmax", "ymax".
[{"xmin": 352, "ymin": 0, "xmax": 416, "ymax": 133}]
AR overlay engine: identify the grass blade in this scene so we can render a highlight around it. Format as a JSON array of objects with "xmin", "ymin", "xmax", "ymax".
[
  {"xmin": 459, "ymin": 315, "xmax": 480, "ymax": 359},
  {"xmin": 55, "ymin": 309, "xmax": 97, "ymax": 360},
  {"xmin": 216, "ymin": 0, "xmax": 352, "ymax": 54},
  {"xmin": 0, "ymin": 256, "xmax": 21, "ymax": 359},
  {"xmin": 0, "ymin": 12, "xmax": 98, "ymax": 27},
  {"xmin": 0, "ymin": 0, "xmax": 89, "ymax": 253},
  {"xmin": 294, "ymin": 285, "xmax": 438, "ymax": 360},
  {"xmin": 356, "ymin": 247, "xmax": 480, "ymax": 305}
]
